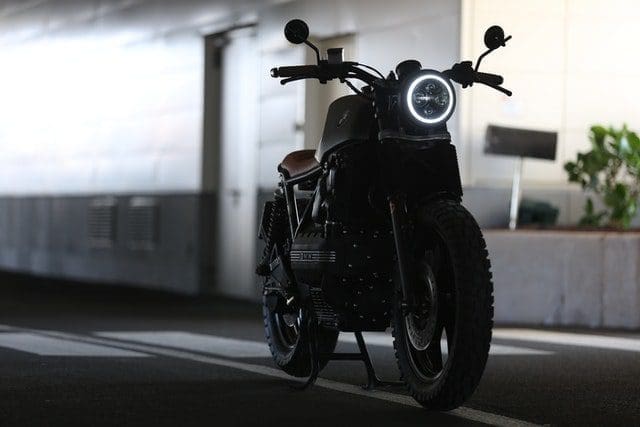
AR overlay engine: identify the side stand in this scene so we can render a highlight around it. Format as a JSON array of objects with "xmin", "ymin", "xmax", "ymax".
[
  {"xmin": 293, "ymin": 324, "xmax": 403, "ymax": 390},
  {"xmin": 350, "ymin": 331, "xmax": 404, "ymax": 390}
]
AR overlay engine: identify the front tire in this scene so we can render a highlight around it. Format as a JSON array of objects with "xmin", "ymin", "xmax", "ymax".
[{"xmin": 392, "ymin": 199, "xmax": 493, "ymax": 410}]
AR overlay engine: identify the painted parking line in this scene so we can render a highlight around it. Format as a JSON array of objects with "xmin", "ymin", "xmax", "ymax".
[
  {"xmin": 339, "ymin": 332, "xmax": 553, "ymax": 355},
  {"xmin": 96, "ymin": 330, "xmax": 552, "ymax": 358},
  {"xmin": 493, "ymin": 329, "xmax": 640, "ymax": 353},
  {"xmin": 2, "ymin": 325, "xmax": 538, "ymax": 427},
  {"xmin": 0, "ymin": 332, "xmax": 149, "ymax": 357},
  {"xmin": 96, "ymin": 331, "xmax": 271, "ymax": 358}
]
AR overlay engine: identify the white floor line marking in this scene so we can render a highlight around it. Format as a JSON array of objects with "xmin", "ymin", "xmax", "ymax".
[
  {"xmin": 0, "ymin": 324, "xmax": 539, "ymax": 427},
  {"xmin": 0, "ymin": 332, "xmax": 149, "ymax": 357},
  {"xmin": 493, "ymin": 329, "xmax": 640, "ymax": 353},
  {"xmin": 338, "ymin": 332, "xmax": 553, "ymax": 355},
  {"xmin": 95, "ymin": 331, "xmax": 271, "ymax": 358}
]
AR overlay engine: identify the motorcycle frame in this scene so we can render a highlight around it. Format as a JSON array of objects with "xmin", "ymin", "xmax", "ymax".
[{"xmin": 277, "ymin": 106, "xmax": 462, "ymax": 320}]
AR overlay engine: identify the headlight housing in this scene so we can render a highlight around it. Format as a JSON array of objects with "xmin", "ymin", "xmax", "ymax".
[{"xmin": 403, "ymin": 70, "xmax": 455, "ymax": 126}]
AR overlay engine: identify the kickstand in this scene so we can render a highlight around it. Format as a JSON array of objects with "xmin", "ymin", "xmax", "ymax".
[
  {"xmin": 291, "ymin": 323, "xmax": 403, "ymax": 391},
  {"xmin": 353, "ymin": 331, "xmax": 404, "ymax": 390}
]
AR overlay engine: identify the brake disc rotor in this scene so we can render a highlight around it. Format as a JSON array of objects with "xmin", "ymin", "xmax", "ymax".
[{"xmin": 405, "ymin": 263, "xmax": 438, "ymax": 351}]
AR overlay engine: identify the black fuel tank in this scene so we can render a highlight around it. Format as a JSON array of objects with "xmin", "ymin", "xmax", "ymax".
[{"xmin": 314, "ymin": 95, "xmax": 375, "ymax": 162}]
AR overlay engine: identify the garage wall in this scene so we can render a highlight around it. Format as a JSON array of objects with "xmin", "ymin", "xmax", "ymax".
[
  {"xmin": 0, "ymin": 0, "xmax": 267, "ymax": 295},
  {"xmin": 0, "ymin": 0, "xmax": 266, "ymax": 196},
  {"xmin": 0, "ymin": 0, "xmax": 464, "ymax": 296}
]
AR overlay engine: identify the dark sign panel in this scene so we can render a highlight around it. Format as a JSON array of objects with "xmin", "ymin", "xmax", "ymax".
[{"xmin": 484, "ymin": 125, "xmax": 557, "ymax": 160}]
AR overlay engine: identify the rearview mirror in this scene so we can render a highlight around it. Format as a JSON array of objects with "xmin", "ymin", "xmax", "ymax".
[
  {"xmin": 484, "ymin": 25, "xmax": 506, "ymax": 50},
  {"xmin": 284, "ymin": 19, "xmax": 309, "ymax": 45}
]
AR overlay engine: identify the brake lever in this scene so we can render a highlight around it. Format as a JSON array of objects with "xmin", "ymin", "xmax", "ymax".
[
  {"xmin": 280, "ymin": 76, "xmax": 308, "ymax": 85},
  {"xmin": 478, "ymin": 81, "xmax": 512, "ymax": 96}
]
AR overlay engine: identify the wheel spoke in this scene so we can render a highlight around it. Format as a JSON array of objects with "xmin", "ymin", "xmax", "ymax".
[
  {"xmin": 404, "ymin": 226, "xmax": 457, "ymax": 380},
  {"xmin": 437, "ymin": 293, "xmax": 454, "ymax": 343},
  {"xmin": 424, "ymin": 324, "xmax": 443, "ymax": 372}
]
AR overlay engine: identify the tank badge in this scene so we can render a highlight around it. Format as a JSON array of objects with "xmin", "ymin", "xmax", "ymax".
[{"xmin": 337, "ymin": 110, "xmax": 351, "ymax": 128}]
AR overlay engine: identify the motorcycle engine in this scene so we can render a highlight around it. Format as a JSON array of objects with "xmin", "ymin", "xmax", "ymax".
[{"xmin": 290, "ymin": 144, "xmax": 395, "ymax": 331}]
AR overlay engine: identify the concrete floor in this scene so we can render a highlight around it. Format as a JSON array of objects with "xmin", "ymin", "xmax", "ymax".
[{"xmin": 1, "ymin": 273, "xmax": 639, "ymax": 426}]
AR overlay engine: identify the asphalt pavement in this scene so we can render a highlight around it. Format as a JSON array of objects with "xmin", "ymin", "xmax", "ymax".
[{"xmin": 1, "ymin": 273, "xmax": 639, "ymax": 426}]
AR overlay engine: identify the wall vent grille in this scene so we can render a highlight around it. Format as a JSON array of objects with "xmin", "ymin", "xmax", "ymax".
[
  {"xmin": 88, "ymin": 198, "xmax": 117, "ymax": 248},
  {"xmin": 127, "ymin": 197, "xmax": 158, "ymax": 250}
]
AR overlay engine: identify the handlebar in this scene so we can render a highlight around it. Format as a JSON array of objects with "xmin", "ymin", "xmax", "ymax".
[
  {"xmin": 444, "ymin": 61, "xmax": 511, "ymax": 96},
  {"xmin": 271, "ymin": 61, "xmax": 511, "ymax": 96},
  {"xmin": 474, "ymin": 71, "xmax": 511, "ymax": 96},
  {"xmin": 475, "ymin": 71, "xmax": 503, "ymax": 86},
  {"xmin": 270, "ymin": 62, "xmax": 379, "ymax": 86},
  {"xmin": 270, "ymin": 65, "xmax": 319, "ymax": 79}
]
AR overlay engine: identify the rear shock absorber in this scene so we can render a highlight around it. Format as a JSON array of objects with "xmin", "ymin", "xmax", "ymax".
[{"xmin": 256, "ymin": 190, "xmax": 288, "ymax": 276}]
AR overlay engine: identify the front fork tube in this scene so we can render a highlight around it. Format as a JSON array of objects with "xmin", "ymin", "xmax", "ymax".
[{"xmin": 388, "ymin": 195, "xmax": 416, "ymax": 313}]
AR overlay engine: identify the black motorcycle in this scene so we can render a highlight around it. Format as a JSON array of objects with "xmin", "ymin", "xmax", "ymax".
[{"xmin": 257, "ymin": 19, "xmax": 511, "ymax": 410}]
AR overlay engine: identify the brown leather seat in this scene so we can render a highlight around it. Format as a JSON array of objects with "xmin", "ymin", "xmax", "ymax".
[{"xmin": 278, "ymin": 149, "xmax": 320, "ymax": 179}]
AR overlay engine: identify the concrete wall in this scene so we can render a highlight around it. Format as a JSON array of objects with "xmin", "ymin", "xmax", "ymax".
[
  {"xmin": 0, "ymin": 0, "xmax": 268, "ymax": 295},
  {"xmin": 486, "ymin": 230, "xmax": 640, "ymax": 329},
  {"xmin": 0, "ymin": 193, "xmax": 216, "ymax": 295},
  {"xmin": 0, "ymin": 0, "xmax": 242, "ymax": 194}
]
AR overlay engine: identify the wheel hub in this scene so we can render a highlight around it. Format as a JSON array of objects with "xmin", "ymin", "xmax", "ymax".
[{"xmin": 282, "ymin": 313, "xmax": 298, "ymax": 327}]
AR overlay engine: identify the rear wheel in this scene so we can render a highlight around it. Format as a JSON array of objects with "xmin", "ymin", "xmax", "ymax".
[
  {"xmin": 261, "ymin": 223, "xmax": 338, "ymax": 377},
  {"xmin": 263, "ymin": 295, "xmax": 338, "ymax": 377},
  {"xmin": 392, "ymin": 199, "xmax": 493, "ymax": 410}
]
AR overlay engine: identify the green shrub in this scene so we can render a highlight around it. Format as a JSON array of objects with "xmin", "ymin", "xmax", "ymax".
[{"xmin": 564, "ymin": 125, "xmax": 640, "ymax": 229}]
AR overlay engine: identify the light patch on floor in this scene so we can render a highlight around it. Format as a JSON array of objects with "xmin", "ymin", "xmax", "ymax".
[
  {"xmin": 34, "ymin": 328, "xmax": 539, "ymax": 427},
  {"xmin": 338, "ymin": 332, "xmax": 553, "ymax": 355},
  {"xmin": 0, "ymin": 332, "xmax": 149, "ymax": 357},
  {"xmin": 493, "ymin": 329, "xmax": 640, "ymax": 353},
  {"xmin": 96, "ymin": 331, "xmax": 272, "ymax": 358}
]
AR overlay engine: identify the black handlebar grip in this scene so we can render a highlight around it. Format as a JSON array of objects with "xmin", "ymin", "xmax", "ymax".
[
  {"xmin": 475, "ymin": 71, "xmax": 504, "ymax": 86},
  {"xmin": 271, "ymin": 65, "xmax": 319, "ymax": 78}
]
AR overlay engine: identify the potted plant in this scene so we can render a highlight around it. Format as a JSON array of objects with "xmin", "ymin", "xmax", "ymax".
[{"xmin": 564, "ymin": 125, "xmax": 640, "ymax": 229}]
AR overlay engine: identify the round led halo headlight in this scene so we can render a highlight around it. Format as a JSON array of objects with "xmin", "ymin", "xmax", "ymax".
[{"xmin": 404, "ymin": 70, "xmax": 455, "ymax": 126}]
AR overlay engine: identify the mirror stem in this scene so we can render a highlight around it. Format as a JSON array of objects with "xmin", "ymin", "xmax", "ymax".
[
  {"xmin": 304, "ymin": 40, "xmax": 321, "ymax": 64},
  {"xmin": 475, "ymin": 35, "xmax": 511, "ymax": 72},
  {"xmin": 474, "ymin": 48, "xmax": 493, "ymax": 72}
]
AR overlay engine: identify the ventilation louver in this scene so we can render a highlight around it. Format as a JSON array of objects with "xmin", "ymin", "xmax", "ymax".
[{"xmin": 88, "ymin": 198, "xmax": 117, "ymax": 248}]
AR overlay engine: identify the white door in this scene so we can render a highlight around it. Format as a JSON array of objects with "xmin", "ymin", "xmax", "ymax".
[{"xmin": 216, "ymin": 27, "xmax": 260, "ymax": 299}]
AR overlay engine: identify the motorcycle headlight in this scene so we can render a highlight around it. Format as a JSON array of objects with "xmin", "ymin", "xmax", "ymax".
[{"xmin": 404, "ymin": 71, "xmax": 455, "ymax": 126}]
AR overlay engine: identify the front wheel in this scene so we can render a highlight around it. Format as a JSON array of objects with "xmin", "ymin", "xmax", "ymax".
[{"xmin": 392, "ymin": 199, "xmax": 494, "ymax": 410}]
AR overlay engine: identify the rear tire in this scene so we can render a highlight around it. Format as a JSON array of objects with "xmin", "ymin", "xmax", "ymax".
[
  {"xmin": 392, "ymin": 199, "xmax": 493, "ymax": 410},
  {"xmin": 263, "ymin": 297, "xmax": 339, "ymax": 377}
]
